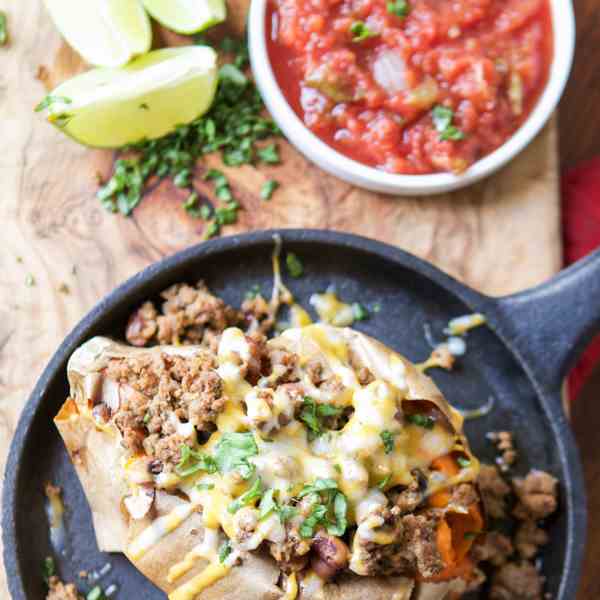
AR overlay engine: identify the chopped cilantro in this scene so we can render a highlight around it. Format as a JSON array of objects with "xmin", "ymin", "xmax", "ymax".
[
  {"xmin": 298, "ymin": 481, "xmax": 348, "ymax": 538},
  {"xmin": 259, "ymin": 488, "xmax": 277, "ymax": 519},
  {"xmin": 380, "ymin": 430, "xmax": 395, "ymax": 454},
  {"xmin": 0, "ymin": 12, "xmax": 7, "ymax": 46},
  {"xmin": 464, "ymin": 531, "xmax": 478, "ymax": 540},
  {"xmin": 183, "ymin": 191, "xmax": 202, "ymax": 217},
  {"xmin": 257, "ymin": 143, "xmax": 280, "ymax": 164},
  {"xmin": 143, "ymin": 412, "xmax": 151, "ymax": 424},
  {"xmin": 176, "ymin": 445, "xmax": 217, "ymax": 477},
  {"xmin": 406, "ymin": 413, "xmax": 435, "ymax": 429},
  {"xmin": 378, "ymin": 474, "xmax": 392, "ymax": 490},
  {"xmin": 352, "ymin": 302, "xmax": 369, "ymax": 321},
  {"xmin": 386, "ymin": 0, "xmax": 410, "ymax": 18},
  {"xmin": 228, "ymin": 478, "xmax": 263, "ymax": 513},
  {"xmin": 86, "ymin": 587, "xmax": 106, "ymax": 600},
  {"xmin": 218, "ymin": 540, "xmax": 232, "ymax": 563},
  {"xmin": 299, "ymin": 397, "xmax": 342, "ymax": 439},
  {"xmin": 350, "ymin": 21, "xmax": 378, "ymax": 42},
  {"xmin": 261, "ymin": 179, "xmax": 279, "ymax": 200},
  {"xmin": 95, "ymin": 38, "xmax": 280, "ymax": 221},
  {"xmin": 373, "ymin": 302, "xmax": 381, "ymax": 313},
  {"xmin": 334, "ymin": 463, "xmax": 342, "ymax": 474},
  {"xmin": 34, "ymin": 95, "xmax": 72, "ymax": 112},
  {"xmin": 215, "ymin": 432, "xmax": 258, "ymax": 479},
  {"xmin": 457, "ymin": 456, "xmax": 471, "ymax": 468},
  {"xmin": 299, "ymin": 503, "xmax": 328, "ymax": 538},
  {"xmin": 285, "ymin": 252, "xmax": 304, "ymax": 278},
  {"xmin": 276, "ymin": 504, "xmax": 299, "ymax": 523},
  {"xmin": 42, "ymin": 556, "xmax": 56, "ymax": 584},
  {"xmin": 432, "ymin": 105, "xmax": 465, "ymax": 141},
  {"xmin": 25, "ymin": 273, "xmax": 35, "ymax": 287},
  {"xmin": 327, "ymin": 492, "xmax": 348, "ymax": 536},
  {"xmin": 299, "ymin": 478, "xmax": 339, "ymax": 498}
]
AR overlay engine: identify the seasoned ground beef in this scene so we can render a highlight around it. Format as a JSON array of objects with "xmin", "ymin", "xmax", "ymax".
[
  {"xmin": 46, "ymin": 576, "xmax": 82, "ymax": 600},
  {"xmin": 126, "ymin": 281, "xmax": 243, "ymax": 350},
  {"xmin": 514, "ymin": 520, "xmax": 549, "ymax": 559},
  {"xmin": 108, "ymin": 353, "xmax": 225, "ymax": 469},
  {"xmin": 241, "ymin": 294, "xmax": 276, "ymax": 334},
  {"xmin": 269, "ymin": 525, "xmax": 312, "ymax": 573},
  {"xmin": 359, "ymin": 510, "xmax": 444, "ymax": 579},
  {"xmin": 489, "ymin": 561, "xmax": 545, "ymax": 600},
  {"xmin": 478, "ymin": 464, "xmax": 511, "ymax": 519},
  {"xmin": 390, "ymin": 477, "xmax": 424, "ymax": 514},
  {"xmin": 512, "ymin": 470, "xmax": 558, "ymax": 521},
  {"xmin": 471, "ymin": 531, "xmax": 514, "ymax": 567}
]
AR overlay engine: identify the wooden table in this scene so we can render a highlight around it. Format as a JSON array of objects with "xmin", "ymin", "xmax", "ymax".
[{"xmin": 0, "ymin": 0, "xmax": 598, "ymax": 597}]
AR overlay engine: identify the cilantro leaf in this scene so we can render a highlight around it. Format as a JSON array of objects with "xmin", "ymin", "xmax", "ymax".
[
  {"xmin": 228, "ymin": 478, "xmax": 263, "ymax": 513},
  {"xmin": 352, "ymin": 302, "xmax": 369, "ymax": 321},
  {"xmin": 299, "ymin": 397, "xmax": 343, "ymax": 439},
  {"xmin": 259, "ymin": 488, "xmax": 277, "ymax": 519},
  {"xmin": 34, "ymin": 95, "xmax": 72, "ymax": 112},
  {"xmin": 0, "ymin": 12, "xmax": 8, "ymax": 46},
  {"xmin": 380, "ymin": 430, "xmax": 395, "ymax": 454},
  {"xmin": 42, "ymin": 556, "xmax": 56, "ymax": 585},
  {"xmin": 457, "ymin": 456, "xmax": 471, "ymax": 468},
  {"xmin": 176, "ymin": 445, "xmax": 218, "ymax": 477},
  {"xmin": 406, "ymin": 413, "xmax": 435, "ymax": 429},
  {"xmin": 215, "ymin": 432, "xmax": 258, "ymax": 479},
  {"xmin": 378, "ymin": 474, "xmax": 392, "ymax": 490},
  {"xmin": 86, "ymin": 587, "xmax": 106, "ymax": 600},
  {"xmin": 276, "ymin": 504, "xmax": 299, "ymax": 523},
  {"xmin": 286, "ymin": 253, "xmax": 304, "ymax": 278},
  {"xmin": 386, "ymin": 0, "xmax": 410, "ymax": 18},
  {"xmin": 326, "ymin": 492, "xmax": 348, "ymax": 536},
  {"xmin": 257, "ymin": 143, "xmax": 280, "ymax": 164},
  {"xmin": 432, "ymin": 105, "xmax": 465, "ymax": 142},
  {"xmin": 261, "ymin": 179, "xmax": 279, "ymax": 200},
  {"xmin": 350, "ymin": 21, "xmax": 378, "ymax": 42},
  {"xmin": 299, "ymin": 504, "xmax": 328, "ymax": 538},
  {"xmin": 218, "ymin": 540, "xmax": 232, "ymax": 563},
  {"xmin": 299, "ymin": 478, "xmax": 339, "ymax": 498}
]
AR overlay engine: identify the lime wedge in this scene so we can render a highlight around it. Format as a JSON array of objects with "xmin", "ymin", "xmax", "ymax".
[
  {"xmin": 43, "ymin": 0, "xmax": 152, "ymax": 67},
  {"xmin": 36, "ymin": 47, "xmax": 218, "ymax": 148},
  {"xmin": 141, "ymin": 0, "xmax": 226, "ymax": 34}
]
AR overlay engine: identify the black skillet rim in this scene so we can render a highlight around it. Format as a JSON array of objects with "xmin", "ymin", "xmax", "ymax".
[{"xmin": 2, "ymin": 229, "xmax": 586, "ymax": 600}]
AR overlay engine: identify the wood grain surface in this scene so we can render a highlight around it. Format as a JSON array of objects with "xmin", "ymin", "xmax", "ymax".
[{"xmin": 0, "ymin": 0, "xmax": 579, "ymax": 597}]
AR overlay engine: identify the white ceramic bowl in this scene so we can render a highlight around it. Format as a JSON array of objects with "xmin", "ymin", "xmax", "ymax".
[{"xmin": 249, "ymin": 0, "xmax": 575, "ymax": 195}]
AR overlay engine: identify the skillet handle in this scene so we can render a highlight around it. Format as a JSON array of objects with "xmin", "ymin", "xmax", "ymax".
[{"xmin": 479, "ymin": 248, "xmax": 600, "ymax": 394}]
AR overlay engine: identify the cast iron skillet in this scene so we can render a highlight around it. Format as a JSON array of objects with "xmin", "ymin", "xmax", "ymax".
[{"xmin": 3, "ymin": 229, "xmax": 598, "ymax": 599}]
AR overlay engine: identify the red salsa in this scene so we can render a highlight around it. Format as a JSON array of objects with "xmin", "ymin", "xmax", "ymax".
[{"xmin": 267, "ymin": 0, "xmax": 553, "ymax": 174}]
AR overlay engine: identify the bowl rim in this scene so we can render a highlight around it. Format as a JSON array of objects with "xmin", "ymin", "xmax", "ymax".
[{"xmin": 248, "ymin": 0, "xmax": 575, "ymax": 195}]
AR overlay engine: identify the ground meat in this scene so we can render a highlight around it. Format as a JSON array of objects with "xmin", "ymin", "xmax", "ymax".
[
  {"xmin": 471, "ymin": 531, "xmax": 514, "ymax": 567},
  {"xmin": 514, "ymin": 520, "xmax": 549, "ymax": 559},
  {"xmin": 245, "ymin": 331, "xmax": 269, "ymax": 384},
  {"xmin": 489, "ymin": 561, "xmax": 545, "ymax": 600},
  {"xmin": 108, "ymin": 352, "xmax": 225, "ymax": 469},
  {"xmin": 126, "ymin": 301, "xmax": 158, "ymax": 346},
  {"xmin": 266, "ymin": 346, "xmax": 300, "ymax": 385},
  {"xmin": 360, "ymin": 510, "xmax": 444, "ymax": 579},
  {"xmin": 487, "ymin": 431, "xmax": 518, "ymax": 472},
  {"xmin": 125, "ymin": 281, "xmax": 242, "ymax": 349},
  {"xmin": 46, "ymin": 576, "xmax": 83, "ymax": 600},
  {"xmin": 512, "ymin": 470, "xmax": 558, "ymax": 521},
  {"xmin": 391, "ymin": 477, "xmax": 424, "ymax": 514},
  {"xmin": 269, "ymin": 525, "xmax": 312, "ymax": 573},
  {"xmin": 478, "ymin": 464, "xmax": 511, "ymax": 519}
]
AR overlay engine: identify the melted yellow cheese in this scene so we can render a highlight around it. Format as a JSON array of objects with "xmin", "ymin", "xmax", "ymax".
[
  {"xmin": 128, "ymin": 502, "xmax": 196, "ymax": 560},
  {"xmin": 310, "ymin": 291, "xmax": 355, "ymax": 327},
  {"xmin": 289, "ymin": 304, "xmax": 313, "ymax": 328},
  {"xmin": 131, "ymin": 323, "xmax": 479, "ymax": 597},
  {"xmin": 168, "ymin": 561, "xmax": 230, "ymax": 600}
]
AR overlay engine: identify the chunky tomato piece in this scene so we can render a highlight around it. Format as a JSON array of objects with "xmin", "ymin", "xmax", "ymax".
[{"xmin": 267, "ymin": 0, "xmax": 552, "ymax": 175}]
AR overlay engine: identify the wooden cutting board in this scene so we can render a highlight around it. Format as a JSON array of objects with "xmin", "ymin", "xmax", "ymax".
[{"xmin": 0, "ymin": 0, "xmax": 562, "ymax": 595}]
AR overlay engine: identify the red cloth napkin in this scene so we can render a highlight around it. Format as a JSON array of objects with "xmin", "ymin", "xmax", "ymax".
[{"xmin": 562, "ymin": 157, "xmax": 600, "ymax": 399}]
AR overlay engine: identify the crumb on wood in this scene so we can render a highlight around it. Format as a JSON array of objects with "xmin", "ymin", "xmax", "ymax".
[
  {"xmin": 487, "ymin": 430, "xmax": 517, "ymax": 471},
  {"xmin": 58, "ymin": 283, "xmax": 70, "ymax": 294}
]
